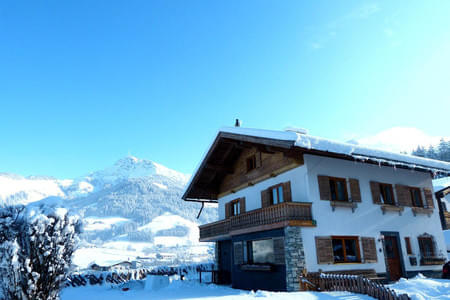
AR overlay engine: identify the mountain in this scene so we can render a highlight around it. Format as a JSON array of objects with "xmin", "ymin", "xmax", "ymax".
[{"xmin": 0, "ymin": 157, "xmax": 217, "ymax": 269}]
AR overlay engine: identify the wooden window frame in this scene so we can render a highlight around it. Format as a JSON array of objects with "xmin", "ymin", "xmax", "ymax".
[
  {"xmin": 246, "ymin": 155, "xmax": 257, "ymax": 173},
  {"xmin": 418, "ymin": 236, "xmax": 435, "ymax": 258},
  {"xmin": 270, "ymin": 183, "xmax": 284, "ymax": 205},
  {"xmin": 379, "ymin": 183, "xmax": 395, "ymax": 205},
  {"xmin": 405, "ymin": 237, "xmax": 413, "ymax": 255},
  {"xmin": 329, "ymin": 177, "xmax": 349, "ymax": 202},
  {"xmin": 331, "ymin": 236, "xmax": 361, "ymax": 264},
  {"xmin": 410, "ymin": 187, "xmax": 423, "ymax": 207},
  {"xmin": 230, "ymin": 199, "xmax": 241, "ymax": 216}
]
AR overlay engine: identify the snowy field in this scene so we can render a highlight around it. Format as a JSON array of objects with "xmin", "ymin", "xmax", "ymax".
[{"xmin": 61, "ymin": 275, "xmax": 450, "ymax": 300}]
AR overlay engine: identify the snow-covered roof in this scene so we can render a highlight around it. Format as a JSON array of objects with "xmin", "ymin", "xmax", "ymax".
[
  {"xmin": 221, "ymin": 127, "xmax": 450, "ymax": 174},
  {"xmin": 183, "ymin": 127, "xmax": 450, "ymax": 201},
  {"xmin": 433, "ymin": 176, "xmax": 450, "ymax": 192}
]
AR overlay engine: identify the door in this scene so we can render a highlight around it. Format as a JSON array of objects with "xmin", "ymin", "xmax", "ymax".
[
  {"xmin": 384, "ymin": 235, "xmax": 403, "ymax": 281},
  {"xmin": 218, "ymin": 240, "xmax": 232, "ymax": 284}
]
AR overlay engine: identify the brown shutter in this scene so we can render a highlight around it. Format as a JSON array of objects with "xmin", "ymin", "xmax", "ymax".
[
  {"xmin": 273, "ymin": 237, "xmax": 285, "ymax": 265},
  {"xmin": 317, "ymin": 176, "xmax": 331, "ymax": 201},
  {"xmin": 423, "ymin": 188, "xmax": 434, "ymax": 208},
  {"xmin": 349, "ymin": 178, "xmax": 361, "ymax": 202},
  {"xmin": 283, "ymin": 181, "xmax": 292, "ymax": 202},
  {"xmin": 233, "ymin": 242, "xmax": 243, "ymax": 265},
  {"xmin": 315, "ymin": 236, "xmax": 334, "ymax": 264},
  {"xmin": 370, "ymin": 181, "xmax": 381, "ymax": 204},
  {"xmin": 255, "ymin": 152, "xmax": 262, "ymax": 168},
  {"xmin": 225, "ymin": 202, "xmax": 231, "ymax": 218},
  {"xmin": 361, "ymin": 237, "xmax": 377, "ymax": 263},
  {"xmin": 261, "ymin": 188, "xmax": 271, "ymax": 208},
  {"xmin": 239, "ymin": 197, "xmax": 246, "ymax": 213},
  {"xmin": 396, "ymin": 185, "xmax": 412, "ymax": 207}
]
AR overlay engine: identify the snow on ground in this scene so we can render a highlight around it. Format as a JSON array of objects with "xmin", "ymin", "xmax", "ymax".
[
  {"xmin": 83, "ymin": 216, "xmax": 132, "ymax": 231},
  {"xmin": 61, "ymin": 275, "xmax": 450, "ymax": 300},
  {"xmin": 61, "ymin": 280, "xmax": 375, "ymax": 300},
  {"xmin": 388, "ymin": 274, "xmax": 450, "ymax": 300}
]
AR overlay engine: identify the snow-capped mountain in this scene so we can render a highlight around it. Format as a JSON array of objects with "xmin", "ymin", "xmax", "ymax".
[{"xmin": 0, "ymin": 157, "xmax": 216, "ymax": 268}]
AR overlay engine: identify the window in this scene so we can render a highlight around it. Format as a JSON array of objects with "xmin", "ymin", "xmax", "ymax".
[
  {"xmin": 410, "ymin": 188, "xmax": 423, "ymax": 207},
  {"xmin": 418, "ymin": 236, "xmax": 435, "ymax": 257},
  {"xmin": 380, "ymin": 183, "xmax": 394, "ymax": 205},
  {"xmin": 250, "ymin": 239, "xmax": 275, "ymax": 264},
  {"xmin": 332, "ymin": 236, "xmax": 361, "ymax": 263},
  {"xmin": 246, "ymin": 155, "xmax": 257, "ymax": 172},
  {"xmin": 329, "ymin": 177, "xmax": 348, "ymax": 201},
  {"xmin": 230, "ymin": 199, "xmax": 241, "ymax": 216},
  {"xmin": 405, "ymin": 237, "xmax": 413, "ymax": 255},
  {"xmin": 271, "ymin": 184, "xmax": 284, "ymax": 205}
]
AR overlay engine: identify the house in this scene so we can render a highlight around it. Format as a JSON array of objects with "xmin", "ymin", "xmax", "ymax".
[
  {"xmin": 90, "ymin": 261, "xmax": 133, "ymax": 271},
  {"xmin": 182, "ymin": 127, "xmax": 450, "ymax": 292},
  {"xmin": 433, "ymin": 176, "xmax": 450, "ymax": 230}
]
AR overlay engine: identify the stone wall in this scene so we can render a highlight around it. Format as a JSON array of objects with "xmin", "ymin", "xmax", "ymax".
[{"xmin": 284, "ymin": 226, "xmax": 305, "ymax": 291}]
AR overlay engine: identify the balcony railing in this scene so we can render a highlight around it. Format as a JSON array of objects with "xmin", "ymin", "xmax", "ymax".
[{"xmin": 199, "ymin": 202, "xmax": 314, "ymax": 241}]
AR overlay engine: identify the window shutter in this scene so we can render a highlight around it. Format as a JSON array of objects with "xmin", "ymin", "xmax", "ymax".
[
  {"xmin": 315, "ymin": 236, "xmax": 334, "ymax": 264},
  {"xmin": 233, "ymin": 242, "xmax": 243, "ymax": 265},
  {"xmin": 370, "ymin": 181, "xmax": 381, "ymax": 204},
  {"xmin": 317, "ymin": 176, "xmax": 331, "ymax": 201},
  {"xmin": 283, "ymin": 181, "xmax": 292, "ymax": 202},
  {"xmin": 423, "ymin": 188, "xmax": 434, "ymax": 208},
  {"xmin": 261, "ymin": 188, "xmax": 271, "ymax": 208},
  {"xmin": 361, "ymin": 237, "xmax": 377, "ymax": 263},
  {"xmin": 255, "ymin": 152, "xmax": 262, "ymax": 168},
  {"xmin": 396, "ymin": 185, "xmax": 412, "ymax": 207},
  {"xmin": 225, "ymin": 202, "xmax": 231, "ymax": 218},
  {"xmin": 273, "ymin": 237, "xmax": 285, "ymax": 265},
  {"xmin": 239, "ymin": 197, "xmax": 246, "ymax": 213},
  {"xmin": 349, "ymin": 178, "xmax": 361, "ymax": 202}
]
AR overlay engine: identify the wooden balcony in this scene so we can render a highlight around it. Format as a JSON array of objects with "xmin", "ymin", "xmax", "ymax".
[{"xmin": 199, "ymin": 202, "xmax": 315, "ymax": 242}]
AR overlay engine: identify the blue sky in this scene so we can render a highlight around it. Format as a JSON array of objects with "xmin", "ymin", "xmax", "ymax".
[{"xmin": 1, "ymin": 1, "xmax": 449, "ymax": 178}]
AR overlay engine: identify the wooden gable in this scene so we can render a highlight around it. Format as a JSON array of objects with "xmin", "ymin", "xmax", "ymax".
[
  {"xmin": 182, "ymin": 132, "xmax": 299, "ymax": 201},
  {"xmin": 218, "ymin": 146, "xmax": 303, "ymax": 198}
]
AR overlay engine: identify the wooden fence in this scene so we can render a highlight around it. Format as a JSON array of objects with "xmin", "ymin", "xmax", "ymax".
[
  {"xmin": 65, "ymin": 264, "xmax": 213, "ymax": 288},
  {"xmin": 304, "ymin": 273, "xmax": 410, "ymax": 300}
]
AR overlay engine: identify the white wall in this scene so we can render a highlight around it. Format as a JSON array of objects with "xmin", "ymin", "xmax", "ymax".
[
  {"xmin": 302, "ymin": 154, "xmax": 447, "ymax": 273},
  {"xmin": 216, "ymin": 153, "xmax": 446, "ymax": 274}
]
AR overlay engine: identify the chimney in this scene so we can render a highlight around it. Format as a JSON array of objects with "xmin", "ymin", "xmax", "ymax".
[{"xmin": 235, "ymin": 119, "xmax": 241, "ymax": 127}]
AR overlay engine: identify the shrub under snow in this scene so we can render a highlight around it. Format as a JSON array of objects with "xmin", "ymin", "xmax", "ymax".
[{"xmin": 0, "ymin": 205, "xmax": 81, "ymax": 300}]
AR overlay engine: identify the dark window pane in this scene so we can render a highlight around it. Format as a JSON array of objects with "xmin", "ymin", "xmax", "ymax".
[
  {"xmin": 330, "ymin": 181, "xmax": 337, "ymax": 201},
  {"xmin": 332, "ymin": 239, "xmax": 345, "ymax": 262},
  {"xmin": 336, "ymin": 181, "xmax": 347, "ymax": 201},
  {"xmin": 384, "ymin": 186, "xmax": 393, "ymax": 204},
  {"xmin": 252, "ymin": 239, "xmax": 274, "ymax": 264},
  {"xmin": 412, "ymin": 190, "xmax": 422, "ymax": 207},
  {"xmin": 345, "ymin": 239, "xmax": 358, "ymax": 262}
]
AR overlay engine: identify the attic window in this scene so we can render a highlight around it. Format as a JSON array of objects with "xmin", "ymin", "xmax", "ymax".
[
  {"xmin": 246, "ymin": 155, "xmax": 257, "ymax": 172},
  {"xmin": 410, "ymin": 187, "xmax": 423, "ymax": 207}
]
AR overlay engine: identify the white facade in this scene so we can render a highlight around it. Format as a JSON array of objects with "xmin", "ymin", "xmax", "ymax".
[{"xmin": 217, "ymin": 153, "xmax": 447, "ymax": 274}]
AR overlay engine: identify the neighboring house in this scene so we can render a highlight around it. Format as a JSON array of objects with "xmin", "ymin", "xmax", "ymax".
[
  {"xmin": 182, "ymin": 127, "xmax": 450, "ymax": 292},
  {"xmin": 433, "ymin": 176, "xmax": 450, "ymax": 230},
  {"xmin": 90, "ymin": 261, "xmax": 133, "ymax": 271}
]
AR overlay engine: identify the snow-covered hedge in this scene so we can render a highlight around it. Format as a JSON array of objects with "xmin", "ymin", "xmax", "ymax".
[{"xmin": 0, "ymin": 205, "xmax": 81, "ymax": 300}]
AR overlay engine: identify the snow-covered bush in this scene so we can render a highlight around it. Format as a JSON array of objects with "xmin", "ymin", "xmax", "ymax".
[{"xmin": 0, "ymin": 205, "xmax": 81, "ymax": 300}]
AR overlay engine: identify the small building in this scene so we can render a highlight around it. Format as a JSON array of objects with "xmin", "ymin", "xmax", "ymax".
[
  {"xmin": 182, "ymin": 127, "xmax": 450, "ymax": 291},
  {"xmin": 433, "ymin": 177, "xmax": 450, "ymax": 230},
  {"xmin": 90, "ymin": 261, "xmax": 132, "ymax": 271}
]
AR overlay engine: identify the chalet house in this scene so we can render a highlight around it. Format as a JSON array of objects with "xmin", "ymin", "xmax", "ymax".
[
  {"xmin": 182, "ymin": 127, "xmax": 450, "ymax": 292},
  {"xmin": 434, "ymin": 177, "xmax": 450, "ymax": 230}
]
